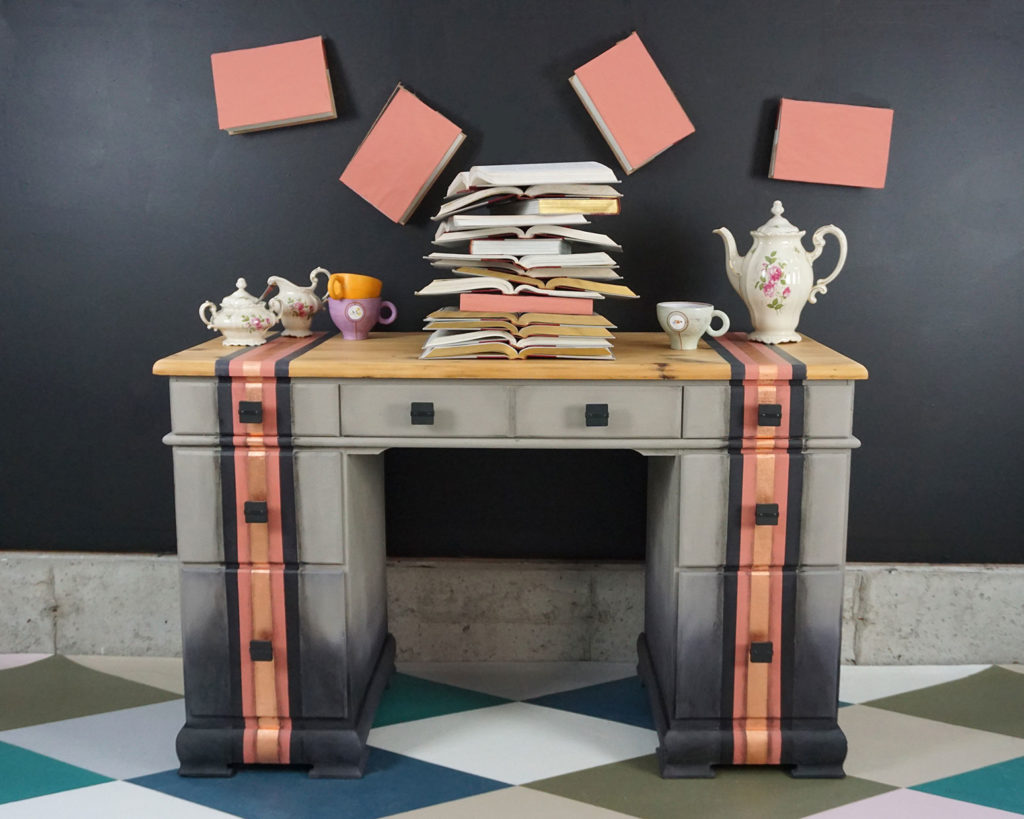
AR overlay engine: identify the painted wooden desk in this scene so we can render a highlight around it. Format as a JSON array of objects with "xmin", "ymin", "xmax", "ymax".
[{"xmin": 154, "ymin": 331, "xmax": 867, "ymax": 779}]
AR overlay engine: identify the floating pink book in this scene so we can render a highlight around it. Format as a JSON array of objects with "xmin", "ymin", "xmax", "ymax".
[
  {"xmin": 210, "ymin": 36, "xmax": 336, "ymax": 134},
  {"xmin": 460, "ymin": 293, "xmax": 594, "ymax": 315},
  {"xmin": 570, "ymin": 32, "xmax": 695, "ymax": 175},
  {"xmin": 769, "ymin": 98, "xmax": 895, "ymax": 188},
  {"xmin": 340, "ymin": 85, "xmax": 466, "ymax": 224}
]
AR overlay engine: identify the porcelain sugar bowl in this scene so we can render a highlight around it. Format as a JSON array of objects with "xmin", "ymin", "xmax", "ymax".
[
  {"xmin": 266, "ymin": 266, "xmax": 330, "ymax": 337},
  {"xmin": 714, "ymin": 201, "xmax": 847, "ymax": 344},
  {"xmin": 199, "ymin": 278, "xmax": 282, "ymax": 346}
]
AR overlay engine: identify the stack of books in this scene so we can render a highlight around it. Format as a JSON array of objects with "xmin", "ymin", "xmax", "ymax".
[{"xmin": 415, "ymin": 161, "xmax": 636, "ymax": 360}]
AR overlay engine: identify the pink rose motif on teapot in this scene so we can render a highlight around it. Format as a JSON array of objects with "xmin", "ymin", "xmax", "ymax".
[{"xmin": 755, "ymin": 251, "xmax": 794, "ymax": 312}]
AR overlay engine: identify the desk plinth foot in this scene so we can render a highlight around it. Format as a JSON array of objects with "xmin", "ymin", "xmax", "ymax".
[
  {"xmin": 637, "ymin": 633, "xmax": 846, "ymax": 779},
  {"xmin": 176, "ymin": 633, "xmax": 396, "ymax": 779}
]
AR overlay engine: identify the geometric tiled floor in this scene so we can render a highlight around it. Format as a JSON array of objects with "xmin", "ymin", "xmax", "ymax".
[{"xmin": 2, "ymin": 655, "xmax": 1023, "ymax": 817}]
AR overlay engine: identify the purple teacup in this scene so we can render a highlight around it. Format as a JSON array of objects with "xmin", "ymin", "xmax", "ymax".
[{"xmin": 327, "ymin": 297, "xmax": 396, "ymax": 340}]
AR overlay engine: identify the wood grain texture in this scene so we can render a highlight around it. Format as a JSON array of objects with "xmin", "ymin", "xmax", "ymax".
[{"xmin": 153, "ymin": 332, "xmax": 868, "ymax": 381}]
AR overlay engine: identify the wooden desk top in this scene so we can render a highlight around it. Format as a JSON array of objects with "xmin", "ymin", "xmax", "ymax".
[{"xmin": 154, "ymin": 332, "xmax": 867, "ymax": 381}]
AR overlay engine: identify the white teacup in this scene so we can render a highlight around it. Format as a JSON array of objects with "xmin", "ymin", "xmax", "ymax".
[{"xmin": 656, "ymin": 301, "xmax": 730, "ymax": 350}]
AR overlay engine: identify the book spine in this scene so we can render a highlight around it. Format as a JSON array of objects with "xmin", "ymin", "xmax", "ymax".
[{"xmin": 459, "ymin": 293, "xmax": 594, "ymax": 315}]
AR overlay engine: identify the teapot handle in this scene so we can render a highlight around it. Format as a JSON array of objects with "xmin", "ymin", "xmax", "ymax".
[
  {"xmin": 309, "ymin": 266, "xmax": 331, "ymax": 302},
  {"xmin": 807, "ymin": 225, "xmax": 847, "ymax": 304},
  {"xmin": 199, "ymin": 301, "xmax": 217, "ymax": 329}
]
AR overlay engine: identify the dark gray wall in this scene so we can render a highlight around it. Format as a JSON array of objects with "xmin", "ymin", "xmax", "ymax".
[{"xmin": 1, "ymin": 0, "xmax": 1021, "ymax": 562}]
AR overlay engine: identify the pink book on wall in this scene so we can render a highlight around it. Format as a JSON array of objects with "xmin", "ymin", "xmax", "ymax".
[
  {"xmin": 210, "ymin": 36, "xmax": 336, "ymax": 134},
  {"xmin": 769, "ymin": 98, "xmax": 895, "ymax": 188},
  {"xmin": 460, "ymin": 293, "xmax": 594, "ymax": 315},
  {"xmin": 340, "ymin": 84, "xmax": 466, "ymax": 224},
  {"xmin": 570, "ymin": 32, "xmax": 695, "ymax": 174}
]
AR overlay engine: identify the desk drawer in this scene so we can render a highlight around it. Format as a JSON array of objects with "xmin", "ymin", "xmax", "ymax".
[
  {"xmin": 514, "ymin": 385, "xmax": 681, "ymax": 438},
  {"xmin": 340, "ymin": 384, "xmax": 511, "ymax": 437}
]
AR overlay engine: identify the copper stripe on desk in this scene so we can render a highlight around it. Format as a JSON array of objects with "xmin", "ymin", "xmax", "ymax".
[{"xmin": 211, "ymin": 334, "xmax": 329, "ymax": 766}]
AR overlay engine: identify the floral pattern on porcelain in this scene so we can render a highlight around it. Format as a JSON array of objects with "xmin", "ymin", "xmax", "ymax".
[{"xmin": 756, "ymin": 251, "xmax": 792, "ymax": 311}]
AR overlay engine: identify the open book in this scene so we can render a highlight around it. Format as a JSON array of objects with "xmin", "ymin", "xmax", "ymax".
[
  {"xmin": 434, "ymin": 183, "xmax": 620, "ymax": 220},
  {"xmin": 420, "ymin": 328, "xmax": 615, "ymax": 360},
  {"xmin": 416, "ymin": 269, "xmax": 637, "ymax": 299},
  {"xmin": 425, "ymin": 251, "xmax": 618, "ymax": 271},
  {"xmin": 433, "ymin": 222, "xmax": 622, "ymax": 251},
  {"xmin": 446, "ymin": 161, "xmax": 620, "ymax": 197}
]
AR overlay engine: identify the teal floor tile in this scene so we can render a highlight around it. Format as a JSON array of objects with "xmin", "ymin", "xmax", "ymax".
[
  {"xmin": 0, "ymin": 741, "xmax": 110, "ymax": 805},
  {"xmin": 373, "ymin": 673, "xmax": 510, "ymax": 727},
  {"xmin": 914, "ymin": 755, "xmax": 1024, "ymax": 815}
]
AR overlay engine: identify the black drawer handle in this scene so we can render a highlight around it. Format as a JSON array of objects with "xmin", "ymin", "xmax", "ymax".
[
  {"xmin": 758, "ymin": 403, "xmax": 783, "ymax": 427},
  {"xmin": 410, "ymin": 402, "xmax": 435, "ymax": 425},
  {"xmin": 249, "ymin": 640, "xmax": 274, "ymax": 662},
  {"xmin": 585, "ymin": 403, "xmax": 609, "ymax": 427},
  {"xmin": 238, "ymin": 401, "xmax": 262, "ymax": 424},
  {"xmin": 750, "ymin": 641, "xmax": 774, "ymax": 663},
  {"xmin": 244, "ymin": 501, "xmax": 268, "ymax": 524},
  {"xmin": 755, "ymin": 503, "xmax": 780, "ymax": 526}
]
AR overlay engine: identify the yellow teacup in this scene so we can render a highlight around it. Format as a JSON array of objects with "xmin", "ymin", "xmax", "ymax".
[{"xmin": 328, "ymin": 273, "xmax": 382, "ymax": 300}]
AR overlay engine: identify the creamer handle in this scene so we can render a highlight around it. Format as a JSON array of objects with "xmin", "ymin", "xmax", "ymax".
[
  {"xmin": 807, "ymin": 225, "xmax": 847, "ymax": 304},
  {"xmin": 310, "ymin": 266, "xmax": 331, "ymax": 302}
]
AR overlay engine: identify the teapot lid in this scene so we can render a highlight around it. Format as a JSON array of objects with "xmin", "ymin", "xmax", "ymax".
[
  {"xmin": 752, "ymin": 200, "xmax": 804, "ymax": 236},
  {"xmin": 220, "ymin": 278, "xmax": 262, "ymax": 308}
]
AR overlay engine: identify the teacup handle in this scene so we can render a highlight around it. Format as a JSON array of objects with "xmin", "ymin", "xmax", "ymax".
[
  {"xmin": 706, "ymin": 310, "xmax": 730, "ymax": 337},
  {"xmin": 378, "ymin": 300, "xmax": 397, "ymax": 326},
  {"xmin": 328, "ymin": 274, "xmax": 346, "ymax": 300},
  {"xmin": 807, "ymin": 225, "xmax": 848, "ymax": 304}
]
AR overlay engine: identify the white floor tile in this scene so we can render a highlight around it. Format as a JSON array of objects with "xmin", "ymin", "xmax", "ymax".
[
  {"xmin": 0, "ymin": 781, "xmax": 237, "ymax": 818},
  {"xmin": 382, "ymin": 785, "xmax": 637, "ymax": 818},
  {"xmin": 368, "ymin": 701, "xmax": 656, "ymax": 785},
  {"xmin": 396, "ymin": 661, "xmax": 636, "ymax": 700},
  {"xmin": 0, "ymin": 654, "xmax": 51, "ymax": 671},
  {"xmin": 839, "ymin": 664, "xmax": 990, "ymax": 703},
  {"xmin": 0, "ymin": 699, "xmax": 184, "ymax": 779}
]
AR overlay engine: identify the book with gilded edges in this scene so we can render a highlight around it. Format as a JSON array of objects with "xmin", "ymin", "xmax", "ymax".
[
  {"xmin": 210, "ymin": 36, "xmax": 336, "ymax": 134},
  {"xmin": 570, "ymin": 32, "xmax": 694, "ymax": 174},
  {"xmin": 340, "ymin": 84, "xmax": 465, "ymax": 223}
]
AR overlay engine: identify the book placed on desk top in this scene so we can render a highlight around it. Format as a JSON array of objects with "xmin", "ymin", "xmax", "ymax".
[
  {"xmin": 769, "ymin": 97, "xmax": 894, "ymax": 188},
  {"xmin": 445, "ymin": 161, "xmax": 619, "ymax": 197},
  {"xmin": 210, "ymin": 36, "xmax": 336, "ymax": 134},
  {"xmin": 339, "ymin": 84, "xmax": 465, "ymax": 224},
  {"xmin": 570, "ymin": 31, "xmax": 694, "ymax": 174}
]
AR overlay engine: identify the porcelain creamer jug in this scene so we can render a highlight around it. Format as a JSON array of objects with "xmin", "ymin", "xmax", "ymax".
[
  {"xmin": 199, "ymin": 278, "xmax": 282, "ymax": 346},
  {"xmin": 266, "ymin": 267, "xmax": 329, "ymax": 337},
  {"xmin": 713, "ymin": 201, "xmax": 847, "ymax": 344}
]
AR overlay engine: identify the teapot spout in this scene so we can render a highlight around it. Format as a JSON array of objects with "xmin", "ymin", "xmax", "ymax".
[{"xmin": 713, "ymin": 227, "xmax": 743, "ymax": 295}]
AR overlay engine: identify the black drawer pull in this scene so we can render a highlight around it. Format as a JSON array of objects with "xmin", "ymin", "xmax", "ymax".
[
  {"xmin": 758, "ymin": 403, "xmax": 783, "ymax": 426},
  {"xmin": 238, "ymin": 401, "xmax": 263, "ymax": 424},
  {"xmin": 750, "ymin": 641, "xmax": 774, "ymax": 663},
  {"xmin": 755, "ymin": 503, "xmax": 780, "ymax": 525},
  {"xmin": 249, "ymin": 640, "xmax": 274, "ymax": 662},
  {"xmin": 244, "ymin": 501, "xmax": 268, "ymax": 523},
  {"xmin": 585, "ymin": 403, "xmax": 609, "ymax": 427},
  {"xmin": 410, "ymin": 402, "xmax": 435, "ymax": 425}
]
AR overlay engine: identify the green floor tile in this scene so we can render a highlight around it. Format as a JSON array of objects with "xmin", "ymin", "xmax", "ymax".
[
  {"xmin": 0, "ymin": 655, "xmax": 181, "ymax": 730},
  {"xmin": 526, "ymin": 755, "xmax": 895, "ymax": 819},
  {"xmin": 373, "ymin": 673, "xmax": 510, "ymax": 727},
  {"xmin": 864, "ymin": 666, "xmax": 1024, "ymax": 738},
  {"xmin": 914, "ymin": 755, "xmax": 1024, "ymax": 815},
  {"xmin": 0, "ymin": 741, "xmax": 109, "ymax": 804}
]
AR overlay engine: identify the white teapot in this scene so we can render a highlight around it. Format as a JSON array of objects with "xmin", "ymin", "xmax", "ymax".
[
  {"xmin": 714, "ymin": 201, "xmax": 847, "ymax": 344},
  {"xmin": 265, "ymin": 267, "xmax": 329, "ymax": 337},
  {"xmin": 199, "ymin": 278, "xmax": 282, "ymax": 346}
]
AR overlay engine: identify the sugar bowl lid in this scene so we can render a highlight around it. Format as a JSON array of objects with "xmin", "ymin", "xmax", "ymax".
[
  {"xmin": 752, "ymin": 200, "xmax": 805, "ymax": 236},
  {"xmin": 219, "ymin": 278, "xmax": 262, "ymax": 307}
]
